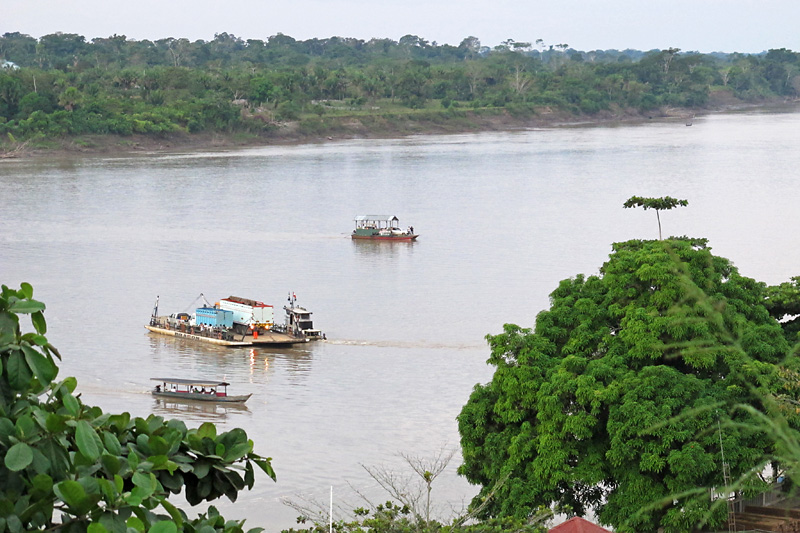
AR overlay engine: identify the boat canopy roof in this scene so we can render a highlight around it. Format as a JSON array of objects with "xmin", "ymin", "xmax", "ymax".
[
  {"xmin": 151, "ymin": 377, "xmax": 230, "ymax": 387},
  {"xmin": 354, "ymin": 215, "xmax": 399, "ymax": 223}
]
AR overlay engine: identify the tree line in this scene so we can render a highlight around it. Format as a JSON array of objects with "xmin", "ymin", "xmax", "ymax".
[{"xmin": 0, "ymin": 31, "xmax": 799, "ymax": 144}]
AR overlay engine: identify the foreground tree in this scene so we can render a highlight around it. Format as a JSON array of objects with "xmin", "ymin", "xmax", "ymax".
[
  {"xmin": 0, "ymin": 283, "xmax": 276, "ymax": 532},
  {"xmin": 623, "ymin": 196, "xmax": 688, "ymax": 239},
  {"xmin": 458, "ymin": 238, "xmax": 799, "ymax": 532}
]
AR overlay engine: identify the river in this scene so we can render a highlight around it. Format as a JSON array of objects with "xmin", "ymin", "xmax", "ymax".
[{"xmin": 2, "ymin": 106, "xmax": 800, "ymax": 530}]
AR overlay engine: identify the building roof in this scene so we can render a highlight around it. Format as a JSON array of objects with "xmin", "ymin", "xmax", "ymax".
[{"xmin": 549, "ymin": 517, "xmax": 612, "ymax": 533}]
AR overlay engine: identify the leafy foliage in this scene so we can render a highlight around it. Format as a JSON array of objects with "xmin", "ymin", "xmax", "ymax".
[
  {"xmin": 624, "ymin": 196, "xmax": 688, "ymax": 239},
  {"xmin": 2, "ymin": 31, "xmax": 800, "ymax": 145},
  {"xmin": 765, "ymin": 276, "xmax": 800, "ymax": 341},
  {"xmin": 0, "ymin": 283, "xmax": 276, "ymax": 532},
  {"xmin": 622, "ymin": 196, "xmax": 689, "ymax": 212},
  {"xmin": 457, "ymin": 238, "xmax": 800, "ymax": 532}
]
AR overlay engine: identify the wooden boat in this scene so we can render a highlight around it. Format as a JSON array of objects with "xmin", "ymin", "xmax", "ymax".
[
  {"xmin": 351, "ymin": 215, "xmax": 418, "ymax": 241},
  {"xmin": 150, "ymin": 378, "xmax": 252, "ymax": 403}
]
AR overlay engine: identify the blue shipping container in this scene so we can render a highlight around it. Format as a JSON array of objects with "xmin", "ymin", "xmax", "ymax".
[{"xmin": 195, "ymin": 307, "xmax": 234, "ymax": 328}]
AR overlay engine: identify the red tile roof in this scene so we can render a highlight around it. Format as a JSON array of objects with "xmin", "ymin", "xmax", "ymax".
[{"xmin": 549, "ymin": 516, "xmax": 612, "ymax": 533}]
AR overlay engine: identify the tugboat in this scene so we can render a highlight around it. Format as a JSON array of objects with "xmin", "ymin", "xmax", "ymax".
[
  {"xmin": 351, "ymin": 215, "xmax": 418, "ymax": 241},
  {"xmin": 274, "ymin": 293, "xmax": 326, "ymax": 340}
]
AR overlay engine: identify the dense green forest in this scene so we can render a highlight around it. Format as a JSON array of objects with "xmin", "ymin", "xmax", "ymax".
[{"xmin": 1, "ymin": 31, "xmax": 799, "ymax": 149}]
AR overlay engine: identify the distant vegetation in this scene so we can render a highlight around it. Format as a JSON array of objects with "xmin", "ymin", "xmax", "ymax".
[{"xmin": 0, "ymin": 32, "xmax": 799, "ymax": 148}]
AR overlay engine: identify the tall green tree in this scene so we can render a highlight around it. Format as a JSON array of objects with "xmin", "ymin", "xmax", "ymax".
[
  {"xmin": 0, "ymin": 283, "xmax": 276, "ymax": 532},
  {"xmin": 457, "ymin": 238, "xmax": 798, "ymax": 532},
  {"xmin": 623, "ymin": 196, "xmax": 688, "ymax": 239}
]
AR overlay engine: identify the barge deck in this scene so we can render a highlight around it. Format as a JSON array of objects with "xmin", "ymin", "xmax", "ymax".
[{"xmin": 145, "ymin": 322, "xmax": 309, "ymax": 346}]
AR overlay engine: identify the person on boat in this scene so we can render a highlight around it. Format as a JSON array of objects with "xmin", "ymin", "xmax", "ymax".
[{"xmin": 155, "ymin": 385, "xmax": 161, "ymax": 392}]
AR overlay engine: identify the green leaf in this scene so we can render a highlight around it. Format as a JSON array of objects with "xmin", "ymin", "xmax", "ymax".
[
  {"xmin": 126, "ymin": 515, "xmax": 145, "ymax": 533},
  {"xmin": 148, "ymin": 434, "xmax": 169, "ymax": 456},
  {"xmin": 75, "ymin": 420, "xmax": 101, "ymax": 461},
  {"xmin": 102, "ymin": 431, "xmax": 122, "ymax": 455},
  {"xmin": 193, "ymin": 461, "xmax": 210, "ymax": 479},
  {"xmin": 6, "ymin": 515, "xmax": 22, "ymax": 533},
  {"xmin": 30, "ymin": 447, "xmax": 51, "ymax": 475},
  {"xmin": 54, "ymin": 480, "xmax": 86, "ymax": 508},
  {"xmin": 15, "ymin": 414, "xmax": 36, "ymax": 440},
  {"xmin": 101, "ymin": 453, "xmax": 121, "ymax": 475},
  {"xmin": 196, "ymin": 422, "xmax": 217, "ymax": 440},
  {"xmin": 7, "ymin": 350, "xmax": 32, "ymax": 390},
  {"xmin": 128, "ymin": 449, "xmax": 140, "ymax": 470},
  {"xmin": 19, "ymin": 282, "xmax": 33, "ymax": 299},
  {"xmin": 58, "ymin": 376, "xmax": 78, "ymax": 393},
  {"xmin": 32, "ymin": 473, "xmax": 54, "ymax": 493},
  {"xmin": 8, "ymin": 298, "xmax": 45, "ymax": 314},
  {"xmin": 253, "ymin": 458, "xmax": 276, "ymax": 481},
  {"xmin": 46, "ymin": 413, "xmax": 67, "ymax": 433},
  {"xmin": 224, "ymin": 441, "xmax": 253, "ymax": 462},
  {"xmin": 98, "ymin": 478, "xmax": 117, "ymax": 503},
  {"xmin": 126, "ymin": 486, "xmax": 146, "ymax": 506},
  {"xmin": 98, "ymin": 511, "xmax": 124, "ymax": 533},
  {"xmin": 158, "ymin": 497, "xmax": 184, "ymax": 527},
  {"xmin": 5, "ymin": 442, "xmax": 33, "ymax": 471},
  {"xmin": 22, "ymin": 344, "xmax": 58, "ymax": 384},
  {"xmin": 62, "ymin": 392, "xmax": 80, "ymax": 416},
  {"xmin": 87, "ymin": 523, "xmax": 108, "ymax": 533},
  {"xmin": 132, "ymin": 471, "xmax": 156, "ymax": 493},
  {"xmin": 0, "ymin": 311, "xmax": 17, "ymax": 345},
  {"xmin": 31, "ymin": 310, "xmax": 47, "ymax": 335},
  {"xmin": 149, "ymin": 521, "xmax": 177, "ymax": 533},
  {"xmin": 30, "ymin": 333, "xmax": 48, "ymax": 346},
  {"xmin": 0, "ymin": 417, "xmax": 14, "ymax": 444}
]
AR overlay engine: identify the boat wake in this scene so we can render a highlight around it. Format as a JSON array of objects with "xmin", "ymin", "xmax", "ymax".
[{"xmin": 324, "ymin": 338, "xmax": 484, "ymax": 350}]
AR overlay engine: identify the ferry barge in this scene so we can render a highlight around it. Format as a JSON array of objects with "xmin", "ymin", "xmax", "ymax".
[{"xmin": 146, "ymin": 293, "xmax": 324, "ymax": 346}]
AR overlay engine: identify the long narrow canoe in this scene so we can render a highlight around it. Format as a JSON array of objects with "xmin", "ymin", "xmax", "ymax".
[{"xmin": 150, "ymin": 378, "xmax": 251, "ymax": 403}]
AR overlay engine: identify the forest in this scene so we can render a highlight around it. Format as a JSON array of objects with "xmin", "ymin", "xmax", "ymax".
[{"xmin": 0, "ymin": 31, "xmax": 799, "ymax": 148}]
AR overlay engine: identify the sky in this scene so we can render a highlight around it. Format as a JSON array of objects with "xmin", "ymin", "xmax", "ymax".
[{"xmin": 5, "ymin": 0, "xmax": 800, "ymax": 54}]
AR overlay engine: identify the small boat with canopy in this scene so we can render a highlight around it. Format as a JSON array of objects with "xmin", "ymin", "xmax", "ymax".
[
  {"xmin": 351, "ymin": 215, "xmax": 418, "ymax": 241},
  {"xmin": 150, "ymin": 378, "xmax": 251, "ymax": 403}
]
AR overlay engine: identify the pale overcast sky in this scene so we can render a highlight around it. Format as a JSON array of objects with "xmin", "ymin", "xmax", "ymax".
[{"xmin": 5, "ymin": 0, "xmax": 799, "ymax": 53}]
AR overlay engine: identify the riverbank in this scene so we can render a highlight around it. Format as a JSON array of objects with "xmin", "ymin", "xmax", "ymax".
[{"xmin": 1, "ymin": 95, "xmax": 794, "ymax": 159}]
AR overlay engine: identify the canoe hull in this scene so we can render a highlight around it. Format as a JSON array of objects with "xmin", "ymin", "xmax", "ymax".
[{"xmin": 152, "ymin": 391, "xmax": 251, "ymax": 403}]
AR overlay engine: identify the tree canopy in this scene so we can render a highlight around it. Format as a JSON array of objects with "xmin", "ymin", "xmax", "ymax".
[
  {"xmin": 2, "ymin": 31, "xmax": 800, "ymax": 147},
  {"xmin": 457, "ymin": 238, "xmax": 800, "ymax": 532},
  {"xmin": 623, "ymin": 196, "xmax": 688, "ymax": 240},
  {"xmin": 0, "ymin": 283, "xmax": 275, "ymax": 533}
]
